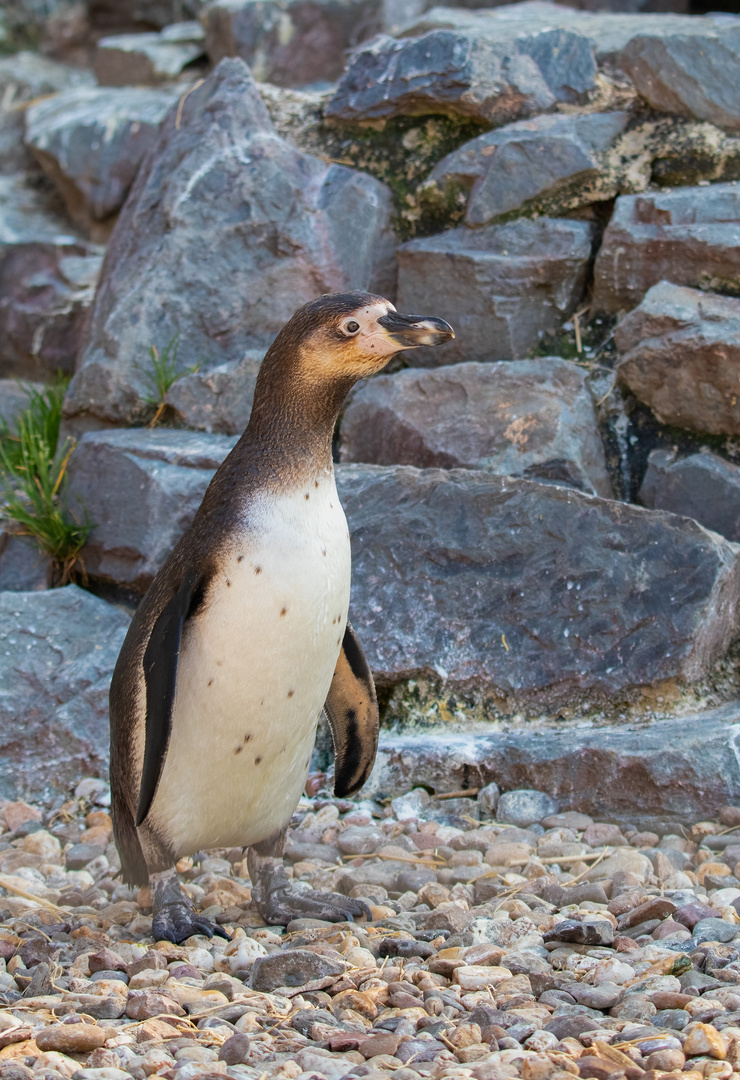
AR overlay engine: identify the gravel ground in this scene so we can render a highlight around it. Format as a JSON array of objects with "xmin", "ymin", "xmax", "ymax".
[{"xmin": 2, "ymin": 779, "xmax": 740, "ymax": 1080}]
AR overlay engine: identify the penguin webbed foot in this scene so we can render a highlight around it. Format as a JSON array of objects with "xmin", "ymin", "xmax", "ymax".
[
  {"xmin": 152, "ymin": 901, "xmax": 231, "ymax": 944},
  {"xmin": 248, "ymin": 831, "xmax": 372, "ymax": 926},
  {"xmin": 258, "ymin": 882, "xmax": 372, "ymax": 926}
]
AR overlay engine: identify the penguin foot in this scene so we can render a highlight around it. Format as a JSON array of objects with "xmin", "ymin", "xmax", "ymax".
[
  {"xmin": 152, "ymin": 902, "xmax": 231, "ymax": 944},
  {"xmin": 257, "ymin": 883, "xmax": 372, "ymax": 925}
]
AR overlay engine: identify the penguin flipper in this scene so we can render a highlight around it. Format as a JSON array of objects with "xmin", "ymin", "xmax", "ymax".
[
  {"xmin": 324, "ymin": 621, "xmax": 379, "ymax": 798},
  {"xmin": 137, "ymin": 567, "xmax": 206, "ymax": 827}
]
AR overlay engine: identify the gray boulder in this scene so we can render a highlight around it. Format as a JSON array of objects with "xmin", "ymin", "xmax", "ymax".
[
  {"xmin": 593, "ymin": 184, "xmax": 740, "ymax": 312},
  {"xmin": 397, "ymin": 4, "xmax": 728, "ymax": 68},
  {"xmin": 0, "ymin": 51, "xmax": 94, "ymax": 175},
  {"xmin": 0, "ymin": 534, "xmax": 50, "ymax": 592},
  {"xmin": 66, "ymin": 430, "xmax": 740, "ymax": 712},
  {"xmin": 94, "ymin": 23, "xmax": 205, "ymax": 86},
  {"xmin": 497, "ymin": 789, "xmax": 559, "ymax": 826},
  {"xmin": 204, "ymin": 0, "xmax": 384, "ymax": 88},
  {"xmin": 424, "ymin": 111, "xmax": 638, "ymax": 226},
  {"xmin": 620, "ymin": 32, "xmax": 740, "ymax": 133},
  {"xmin": 325, "ymin": 25, "xmax": 596, "ymax": 124},
  {"xmin": 164, "ymin": 350, "xmax": 263, "ymax": 434},
  {"xmin": 64, "ymin": 58, "xmax": 397, "ymax": 428},
  {"xmin": 0, "ymin": 585, "xmax": 130, "ymax": 799},
  {"xmin": 339, "ymin": 358, "xmax": 612, "ymax": 497},
  {"xmin": 396, "ymin": 219, "xmax": 594, "ymax": 365},
  {"xmin": 366, "ymin": 702, "xmax": 740, "ymax": 819},
  {"xmin": 640, "ymin": 451, "xmax": 740, "ymax": 544},
  {"xmin": 614, "ymin": 281, "xmax": 740, "ymax": 434},
  {"xmin": 0, "ymin": 378, "xmax": 44, "ymax": 427},
  {"xmin": 65, "ymin": 428, "xmax": 236, "ymax": 592},
  {"xmin": 25, "ymin": 85, "xmax": 185, "ymax": 234},
  {"xmin": 86, "ymin": 0, "xmax": 208, "ymax": 34},
  {"xmin": 0, "ymin": 176, "xmax": 102, "ymax": 380}
]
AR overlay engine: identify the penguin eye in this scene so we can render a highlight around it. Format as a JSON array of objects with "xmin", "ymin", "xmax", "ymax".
[{"xmin": 342, "ymin": 319, "xmax": 361, "ymax": 336}]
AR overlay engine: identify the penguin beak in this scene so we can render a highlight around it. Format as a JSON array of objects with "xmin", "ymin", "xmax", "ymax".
[{"xmin": 377, "ymin": 310, "xmax": 455, "ymax": 348}]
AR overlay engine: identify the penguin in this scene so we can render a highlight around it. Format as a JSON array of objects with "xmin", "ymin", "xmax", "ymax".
[{"xmin": 109, "ymin": 291, "xmax": 454, "ymax": 943}]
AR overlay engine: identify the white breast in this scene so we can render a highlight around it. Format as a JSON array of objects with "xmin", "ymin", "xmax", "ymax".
[{"xmin": 151, "ymin": 467, "xmax": 351, "ymax": 855}]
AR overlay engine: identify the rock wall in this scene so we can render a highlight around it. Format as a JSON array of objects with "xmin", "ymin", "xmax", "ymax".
[{"xmin": 2, "ymin": 0, "xmax": 740, "ymax": 810}]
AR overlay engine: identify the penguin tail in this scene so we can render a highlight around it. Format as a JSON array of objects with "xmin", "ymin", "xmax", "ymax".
[{"xmin": 111, "ymin": 788, "xmax": 149, "ymax": 886}]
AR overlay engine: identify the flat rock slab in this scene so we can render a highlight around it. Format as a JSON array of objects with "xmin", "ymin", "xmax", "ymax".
[
  {"xmin": 614, "ymin": 281, "xmax": 740, "ymax": 434},
  {"xmin": 94, "ymin": 25, "xmax": 205, "ymax": 86},
  {"xmin": 365, "ymin": 703, "xmax": 740, "ymax": 819},
  {"xmin": 424, "ymin": 110, "xmax": 635, "ymax": 226},
  {"xmin": 396, "ymin": 218, "xmax": 594, "ymax": 365},
  {"xmin": 25, "ymin": 84, "xmax": 186, "ymax": 231},
  {"xmin": 339, "ymin": 357, "xmax": 611, "ymax": 497},
  {"xmin": 640, "ymin": 450, "xmax": 740, "ymax": 543},
  {"xmin": 0, "ymin": 585, "xmax": 130, "ymax": 799},
  {"xmin": 620, "ymin": 32, "xmax": 740, "ymax": 132},
  {"xmin": 205, "ymin": 0, "xmax": 383, "ymax": 87},
  {"xmin": 0, "ymin": 176, "xmax": 101, "ymax": 380},
  {"xmin": 398, "ymin": 3, "xmax": 733, "ymax": 66},
  {"xmin": 67, "ymin": 430, "xmax": 740, "ymax": 711},
  {"xmin": 64, "ymin": 57, "xmax": 396, "ymax": 429},
  {"xmin": 325, "ymin": 24, "xmax": 596, "ymax": 124},
  {"xmin": 593, "ymin": 183, "xmax": 740, "ymax": 312}
]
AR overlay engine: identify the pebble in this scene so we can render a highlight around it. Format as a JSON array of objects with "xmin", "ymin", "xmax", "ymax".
[{"xmin": 2, "ymin": 782, "xmax": 740, "ymax": 1080}]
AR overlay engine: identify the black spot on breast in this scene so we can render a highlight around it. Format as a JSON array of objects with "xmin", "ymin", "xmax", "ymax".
[
  {"xmin": 287, "ymin": 689, "xmax": 294, "ymax": 698},
  {"xmin": 207, "ymin": 678, "xmax": 214, "ymax": 687},
  {"xmin": 314, "ymin": 481, "xmax": 319, "ymax": 488},
  {"xmin": 280, "ymin": 607, "xmax": 287, "ymax": 617},
  {"xmin": 234, "ymin": 745, "xmax": 243, "ymax": 754},
  {"xmin": 305, "ymin": 493, "xmax": 310, "ymax": 500},
  {"xmin": 237, "ymin": 555, "xmax": 244, "ymax": 563},
  {"xmin": 226, "ymin": 579, "xmax": 231, "ymax": 587},
  {"xmin": 254, "ymin": 565, "xmax": 262, "ymax": 575},
  {"xmin": 255, "ymin": 755, "xmax": 263, "ymax": 765},
  {"xmin": 244, "ymin": 733, "xmax": 252, "ymax": 742},
  {"xmin": 322, "ymin": 549, "xmax": 327, "ymax": 557}
]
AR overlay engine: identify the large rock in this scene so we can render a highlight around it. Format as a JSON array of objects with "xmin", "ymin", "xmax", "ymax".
[
  {"xmin": 620, "ymin": 33, "xmax": 740, "ymax": 133},
  {"xmin": 325, "ymin": 24, "xmax": 597, "ymax": 125},
  {"xmin": 0, "ymin": 176, "xmax": 102, "ymax": 380},
  {"xmin": 0, "ymin": 52, "xmax": 94, "ymax": 175},
  {"xmin": 365, "ymin": 703, "xmax": 740, "ymax": 820},
  {"xmin": 0, "ymin": 585, "xmax": 130, "ymax": 798},
  {"xmin": 396, "ymin": 219, "xmax": 594, "ymax": 365},
  {"xmin": 396, "ymin": 4, "xmax": 727, "ymax": 68},
  {"xmin": 0, "ymin": 378, "xmax": 43, "ymax": 427},
  {"xmin": 64, "ymin": 58, "xmax": 397, "ymax": 429},
  {"xmin": 640, "ymin": 450, "xmax": 740, "ymax": 543},
  {"xmin": 339, "ymin": 358, "xmax": 612, "ymax": 496},
  {"xmin": 423, "ymin": 111, "xmax": 638, "ymax": 226},
  {"xmin": 614, "ymin": 281, "xmax": 740, "ymax": 434},
  {"xmin": 163, "ymin": 349, "xmax": 263, "ymax": 434},
  {"xmin": 65, "ymin": 429, "xmax": 236, "ymax": 591},
  {"xmin": 204, "ymin": 0, "xmax": 384, "ymax": 88},
  {"xmin": 94, "ymin": 23, "xmax": 206, "ymax": 87},
  {"xmin": 25, "ymin": 85, "xmax": 185, "ymax": 234},
  {"xmin": 66, "ymin": 430, "xmax": 740, "ymax": 711},
  {"xmin": 593, "ymin": 184, "xmax": 740, "ymax": 312},
  {"xmin": 0, "ymin": 534, "xmax": 50, "ymax": 591},
  {"xmin": 85, "ymin": 0, "xmax": 207, "ymax": 34}
]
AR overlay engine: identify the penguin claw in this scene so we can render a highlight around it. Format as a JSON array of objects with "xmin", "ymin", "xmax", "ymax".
[
  {"xmin": 152, "ymin": 902, "xmax": 231, "ymax": 944},
  {"xmin": 259, "ymin": 886, "xmax": 372, "ymax": 926}
]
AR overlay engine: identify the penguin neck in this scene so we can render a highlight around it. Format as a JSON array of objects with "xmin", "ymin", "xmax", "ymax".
[{"xmin": 239, "ymin": 358, "xmax": 355, "ymax": 488}]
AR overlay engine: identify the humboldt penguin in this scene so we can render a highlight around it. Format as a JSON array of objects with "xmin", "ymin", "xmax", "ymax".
[{"xmin": 109, "ymin": 292, "xmax": 454, "ymax": 943}]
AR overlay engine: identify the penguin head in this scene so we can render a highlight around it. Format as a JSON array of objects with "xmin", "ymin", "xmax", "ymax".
[{"xmin": 284, "ymin": 292, "xmax": 455, "ymax": 380}]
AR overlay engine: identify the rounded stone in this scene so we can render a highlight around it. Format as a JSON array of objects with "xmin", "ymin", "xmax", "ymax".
[
  {"xmin": 496, "ymin": 789, "xmax": 559, "ymax": 827},
  {"xmin": 691, "ymin": 918, "xmax": 737, "ymax": 943}
]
